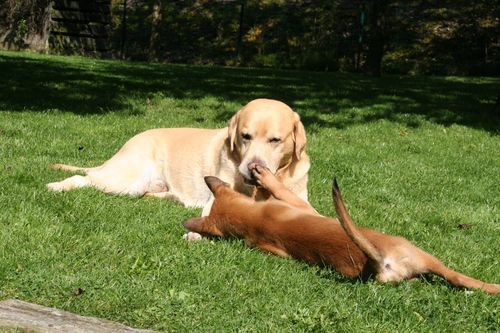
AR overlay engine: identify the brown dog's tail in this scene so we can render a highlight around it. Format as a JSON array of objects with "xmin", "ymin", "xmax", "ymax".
[
  {"xmin": 50, "ymin": 163, "xmax": 92, "ymax": 173},
  {"xmin": 332, "ymin": 178, "xmax": 384, "ymax": 264},
  {"xmin": 423, "ymin": 252, "xmax": 500, "ymax": 295}
]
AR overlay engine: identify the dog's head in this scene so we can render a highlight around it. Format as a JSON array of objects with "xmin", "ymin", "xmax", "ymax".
[{"xmin": 228, "ymin": 99, "xmax": 307, "ymax": 184}]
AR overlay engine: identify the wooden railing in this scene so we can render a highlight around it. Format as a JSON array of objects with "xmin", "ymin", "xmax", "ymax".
[{"xmin": 49, "ymin": 0, "xmax": 112, "ymax": 57}]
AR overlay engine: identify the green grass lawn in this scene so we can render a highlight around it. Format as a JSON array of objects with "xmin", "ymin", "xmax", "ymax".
[{"xmin": 0, "ymin": 50, "xmax": 499, "ymax": 332}]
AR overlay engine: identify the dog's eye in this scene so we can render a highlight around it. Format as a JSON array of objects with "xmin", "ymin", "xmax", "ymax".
[
  {"xmin": 269, "ymin": 137, "xmax": 281, "ymax": 143},
  {"xmin": 242, "ymin": 133, "xmax": 252, "ymax": 140}
]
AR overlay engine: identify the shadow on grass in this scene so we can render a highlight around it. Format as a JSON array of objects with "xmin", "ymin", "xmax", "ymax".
[{"xmin": 0, "ymin": 52, "xmax": 498, "ymax": 133}]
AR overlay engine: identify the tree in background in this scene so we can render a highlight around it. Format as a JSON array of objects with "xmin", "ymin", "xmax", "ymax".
[
  {"xmin": 149, "ymin": 0, "xmax": 162, "ymax": 61},
  {"xmin": 365, "ymin": 0, "xmax": 388, "ymax": 76},
  {"xmin": 383, "ymin": 0, "xmax": 500, "ymax": 75}
]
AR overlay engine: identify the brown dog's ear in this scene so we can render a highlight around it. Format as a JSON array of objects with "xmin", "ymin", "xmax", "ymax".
[
  {"xmin": 183, "ymin": 216, "xmax": 223, "ymax": 237},
  {"xmin": 228, "ymin": 109, "xmax": 240, "ymax": 152},
  {"xmin": 293, "ymin": 112, "xmax": 307, "ymax": 160},
  {"xmin": 183, "ymin": 217, "xmax": 206, "ymax": 233},
  {"xmin": 204, "ymin": 176, "xmax": 230, "ymax": 195}
]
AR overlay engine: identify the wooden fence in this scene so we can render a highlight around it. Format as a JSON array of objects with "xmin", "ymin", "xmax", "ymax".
[{"xmin": 49, "ymin": 0, "xmax": 112, "ymax": 57}]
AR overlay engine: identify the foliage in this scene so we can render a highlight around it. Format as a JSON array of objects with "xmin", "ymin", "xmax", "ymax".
[
  {"xmin": 0, "ymin": 0, "xmax": 52, "ymax": 49},
  {"xmin": 108, "ymin": 0, "xmax": 500, "ymax": 75},
  {"xmin": 110, "ymin": 0, "xmax": 347, "ymax": 70},
  {"xmin": 0, "ymin": 1, "xmax": 499, "ymax": 74},
  {"xmin": 0, "ymin": 51, "xmax": 499, "ymax": 331},
  {"xmin": 383, "ymin": 0, "xmax": 500, "ymax": 75}
]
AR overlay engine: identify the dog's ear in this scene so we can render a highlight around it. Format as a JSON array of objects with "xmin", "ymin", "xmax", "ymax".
[
  {"xmin": 183, "ymin": 216, "xmax": 223, "ymax": 237},
  {"xmin": 204, "ymin": 176, "xmax": 230, "ymax": 195},
  {"xmin": 183, "ymin": 217, "xmax": 206, "ymax": 233},
  {"xmin": 293, "ymin": 112, "xmax": 307, "ymax": 160},
  {"xmin": 228, "ymin": 109, "xmax": 240, "ymax": 152}
]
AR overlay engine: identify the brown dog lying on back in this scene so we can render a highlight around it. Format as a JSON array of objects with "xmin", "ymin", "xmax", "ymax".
[{"xmin": 184, "ymin": 166, "xmax": 500, "ymax": 295}]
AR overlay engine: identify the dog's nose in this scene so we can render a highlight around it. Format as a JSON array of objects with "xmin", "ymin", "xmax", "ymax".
[{"xmin": 247, "ymin": 158, "xmax": 265, "ymax": 173}]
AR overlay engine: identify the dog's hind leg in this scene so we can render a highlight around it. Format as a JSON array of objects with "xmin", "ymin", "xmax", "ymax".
[
  {"xmin": 47, "ymin": 175, "xmax": 91, "ymax": 192},
  {"xmin": 421, "ymin": 251, "xmax": 500, "ymax": 295},
  {"xmin": 143, "ymin": 179, "xmax": 184, "ymax": 202}
]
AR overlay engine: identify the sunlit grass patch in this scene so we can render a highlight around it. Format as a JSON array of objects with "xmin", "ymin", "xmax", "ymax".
[{"xmin": 0, "ymin": 51, "xmax": 499, "ymax": 332}]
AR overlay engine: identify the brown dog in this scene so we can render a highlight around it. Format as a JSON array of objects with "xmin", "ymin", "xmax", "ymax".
[{"xmin": 183, "ymin": 166, "xmax": 500, "ymax": 295}]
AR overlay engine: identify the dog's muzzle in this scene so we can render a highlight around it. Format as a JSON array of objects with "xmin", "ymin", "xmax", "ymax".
[{"xmin": 243, "ymin": 159, "xmax": 267, "ymax": 185}]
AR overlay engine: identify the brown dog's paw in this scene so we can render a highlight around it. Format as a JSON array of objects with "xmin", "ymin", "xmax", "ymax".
[
  {"xmin": 182, "ymin": 232, "xmax": 203, "ymax": 241},
  {"xmin": 251, "ymin": 165, "xmax": 280, "ymax": 190}
]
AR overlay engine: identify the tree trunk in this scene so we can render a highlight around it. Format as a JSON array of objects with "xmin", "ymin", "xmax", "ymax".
[
  {"xmin": 0, "ymin": 0, "xmax": 52, "ymax": 51},
  {"xmin": 236, "ymin": 0, "xmax": 246, "ymax": 60},
  {"xmin": 120, "ymin": 0, "xmax": 127, "ymax": 59},
  {"xmin": 494, "ymin": 92, "xmax": 500, "ymax": 115},
  {"xmin": 366, "ymin": 0, "xmax": 387, "ymax": 76},
  {"xmin": 37, "ymin": 1, "xmax": 53, "ymax": 51},
  {"xmin": 149, "ymin": 0, "xmax": 162, "ymax": 61}
]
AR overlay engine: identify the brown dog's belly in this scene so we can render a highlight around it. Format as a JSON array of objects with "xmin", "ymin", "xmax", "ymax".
[
  {"xmin": 285, "ymin": 235, "xmax": 369, "ymax": 278},
  {"xmin": 249, "ymin": 214, "xmax": 371, "ymax": 278}
]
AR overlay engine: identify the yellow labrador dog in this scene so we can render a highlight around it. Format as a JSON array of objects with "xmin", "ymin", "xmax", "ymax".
[{"xmin": 47, "ymin": 99, "xmax": 310, "ymax": 216}]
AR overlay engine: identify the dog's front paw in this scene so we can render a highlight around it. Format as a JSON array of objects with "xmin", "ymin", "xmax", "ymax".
[
  {"xmin": 251, "ymin": 165, "xmax": 279, "ymax": 190},
  {"xmin": 183, "ymin": 232, "xmax": 203, "ymax": 241}
]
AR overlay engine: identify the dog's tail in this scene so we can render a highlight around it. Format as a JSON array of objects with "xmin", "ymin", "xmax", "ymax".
[
  {"xmin": 422, "ymin": 252, "xmax": 500, "ymax": 295},
  {"xmin": 332, "ymin": 178, "xmax": 384, "ymax": 264},
  {"xmin": 332, "ymin": 179, "xmax": 500, "ymax": 295},
  {"xmin": 49, "ymin": 163, "xmax": 93, "ymax": 173}
]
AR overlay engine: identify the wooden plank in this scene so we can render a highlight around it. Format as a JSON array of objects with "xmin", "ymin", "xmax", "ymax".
[
  {"xmin": 53, "ymin": 0, "xmax": 111, "ymax": 14},
  {"xmin": 52, "ymin": 7, "xmax": 111, "ymax": 15},
  {"xmin": 51, "ymin": 21, "xmax": 110, "ymax": 38},
  {"xmin": 49, "ymin": 34, "xmax": 110, "ymax": 51},
  {"xmin": 0, "ymin": 299, "xmax": 157, "ymax": 333},
  {"xmin": 52, "ymin": 9, "xmax": 110, "ymax": 23}
]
